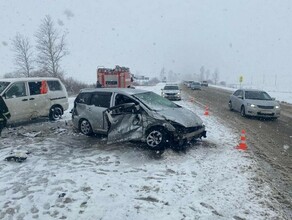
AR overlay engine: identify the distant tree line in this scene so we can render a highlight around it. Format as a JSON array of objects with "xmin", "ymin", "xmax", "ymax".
[
  {"xmin": 199, "ymin": 66, "xmax": 220, "ymax": 84},
  {"xmin": 4, "ymin": 15, "xmax": 93, "ymax": 95}
]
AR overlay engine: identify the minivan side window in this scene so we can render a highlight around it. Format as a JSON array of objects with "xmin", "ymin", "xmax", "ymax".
[
  {"xmin": 75, "ymin": 93, "xmax": 92, "ymax": 105},
  {"xmin": 29, "ymin": 81, "xmax": 49, "ymax": 95},
  {"xmin": 115, "ymin": 94, "xmax": 136, "ymax": 105},
  {"xmin": 5, "ymin": 82, "xmax": 27, "ymax": 99},
  {"xmin": 91, "ymin": 92, "xmax": 112, "ymax": 108},
  {"xmin": 47, "ymin": 80, "xmax": 62, "ymax": 91},
  {"xmin": 29, "ymin": 81, "xmax": 42, "ymax": 95}
]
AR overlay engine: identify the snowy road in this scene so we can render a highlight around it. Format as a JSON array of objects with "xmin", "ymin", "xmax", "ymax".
[{"xmin": 0, "ymin": 84, "xmax": 287, "ymax": 219}]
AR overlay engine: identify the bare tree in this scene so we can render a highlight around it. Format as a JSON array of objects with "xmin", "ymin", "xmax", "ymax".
[
  {"xmin": 35, "ymin": 15, "xmax": 68, "ymax": 78},
  {"xmin": 12, "ymin": 33, "xmax": 34, "ymax": 77},
  {"xmin": 213, "ymin": 68, "xmax": 219, "ymax": 85},
  {"xmin": 160, "ymin": 67, "xmax": 166, "ymax": 81},
  {"xmin": 205, "ymin": 69, "xmax": 210, "ymax": 80}
]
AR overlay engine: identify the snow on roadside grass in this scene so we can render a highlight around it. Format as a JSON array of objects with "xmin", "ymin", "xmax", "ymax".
[{"xmin": 0, "ymin": 84, "xmax": 285, "ymax": 220}]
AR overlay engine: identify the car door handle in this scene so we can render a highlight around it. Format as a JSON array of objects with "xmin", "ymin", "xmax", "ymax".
[
  {"xmin": 29, "ymin": 98, "xmax": 35, "ymax": 100},
  {"xmin": 22, "ymin": 99, "xmax": 28, "ymax": 101}
]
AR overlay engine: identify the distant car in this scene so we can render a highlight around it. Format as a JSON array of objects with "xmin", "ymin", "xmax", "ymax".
[
  {"xmin": 72, "ymin": 88, "xmax": 206, "ymax": 150},
  {"xmin": 190, "ymin": 82, "xmax": 201, "ymax": 90},
  {"xmin": 161, "ymin": 84, "xmax": 181, "ymax": 100},
  {"xmin": 186, "ymin": 81, "xmax": 194, "ymax": 88},
  {"xmin": 228, "ymin": 89, "xmax": 280, "ymax": 119},
  {"xmin": 201, "ymin": 81, "xmax": 208, "ymax": 87}
]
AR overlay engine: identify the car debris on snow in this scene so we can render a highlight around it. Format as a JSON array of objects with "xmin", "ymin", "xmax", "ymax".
[
  {"xmin": 4, "ymin": 150, "xmax": 29, "ymax": 163},
  {"xmin": 18, "ymin": 131, "xmax": 42, "ymax": 138}
]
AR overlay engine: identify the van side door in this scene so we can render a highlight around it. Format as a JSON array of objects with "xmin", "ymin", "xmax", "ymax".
[
  {"xmin": 28, "ymin": 81, "xmax": 50, "ymax": 117},
  {"xmin": 3, "ymin": 81, "xmax": 31, "ymax": 122}
]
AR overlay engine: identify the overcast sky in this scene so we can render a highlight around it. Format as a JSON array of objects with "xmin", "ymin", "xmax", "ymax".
[{"xmin": 0, "ymin": 0, "xmax": 291, "ymax": 89}]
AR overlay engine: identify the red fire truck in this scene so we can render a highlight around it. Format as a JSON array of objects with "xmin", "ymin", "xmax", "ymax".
[{"xmin": 97, "ymin": 65, "xmax": 133, "ymax": 88}]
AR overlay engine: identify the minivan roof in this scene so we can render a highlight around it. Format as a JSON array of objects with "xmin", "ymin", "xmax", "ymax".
[
  {"xmin": 80, "ymin": 88, "xmax": 148, "ymax": 96},
  {"xmin": 0, "ymin": 77, "xmax": 61, "ymax": 82}
]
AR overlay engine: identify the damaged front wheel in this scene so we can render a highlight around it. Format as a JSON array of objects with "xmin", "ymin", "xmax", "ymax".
[{"xmin": 146, "ymin": 127, "xmax": 169, "ymax": 150}]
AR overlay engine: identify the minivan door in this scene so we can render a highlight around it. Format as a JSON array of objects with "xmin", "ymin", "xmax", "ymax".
[
  {"xmin": 87, "ymin": 92, "xmax": 112, "ymax": 132},
  {"xmin": 106, "ymin": 103, "xmax": 143, "ymax": 144},
  {"xmin": 3, "ymin": 81, "xmax": 31, "ymax": 122}
]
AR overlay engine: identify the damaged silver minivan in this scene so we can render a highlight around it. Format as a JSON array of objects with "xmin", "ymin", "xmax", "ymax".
[{"xmin": 72, "ymin": 88, "xmax": 206, "ymax": 150}]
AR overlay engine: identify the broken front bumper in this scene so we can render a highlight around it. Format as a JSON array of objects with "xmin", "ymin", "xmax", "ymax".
[
  {"xmin": 170, "ymin": 126, "xmax": 207, "ymax": 142},
  {"xmin": 183, "ymin": 127, "xmax": 207, "ymax": 140}
]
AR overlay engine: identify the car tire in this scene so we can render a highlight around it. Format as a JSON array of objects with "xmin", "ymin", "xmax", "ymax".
[
  {"xmin": 49, "ymin": 106, "xmax": 63, "ymax": 121},
  {"xmin": 228, "ymin": 101, "xmax": 233, "ymax": 111},
  {"xmin": 146, "ymin": 127, "xmax": 169, "ymax": 150},
  {"xmin": 240, "ymin": 106, "xmax": 246, "ymax": 117},
  {"xmin": 79, "ymin": 119, "xmax": 93, "ymax": 135}
]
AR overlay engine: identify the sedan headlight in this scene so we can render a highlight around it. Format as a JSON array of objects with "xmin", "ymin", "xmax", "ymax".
[{"xmin": 247, "ymin": 103, "xmax": 256, "ymax": 108}]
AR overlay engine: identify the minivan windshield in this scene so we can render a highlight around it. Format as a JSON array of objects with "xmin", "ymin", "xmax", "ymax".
[
  {"xmin": 133, "ymin": 91, "xmax": 178, "ymax": 110},
  {"xmin": 0, "ymin": 81, "xmax": 10, "ymax": 94}
]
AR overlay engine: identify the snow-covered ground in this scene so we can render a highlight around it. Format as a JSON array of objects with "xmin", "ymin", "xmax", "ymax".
[{"xmin": 0, "ymin": 83, "xmax": 286, "ymax": 219}]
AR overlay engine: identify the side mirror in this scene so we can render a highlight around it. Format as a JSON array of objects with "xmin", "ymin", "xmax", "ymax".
[
  {"xmin": 238, "ymin": 95, "xmax": 243, "ymax": 99},
  {"xmin": 271, "ymin": 97, "xmax": 276, "ymax": 100}
]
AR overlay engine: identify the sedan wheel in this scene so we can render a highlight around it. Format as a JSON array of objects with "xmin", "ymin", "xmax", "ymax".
[
  {"xmin": 146, "ymin": 128, "xmax": 168, "ymax": 150},
  {"xmin": 79, "ymin": 119, "xmax": 93, "ymax": 135},
  {"xmin": 228, "ymin": 101, "xmax": 233, "ymax": 111},
  {"xmin": 240, "ymin": 106, "xmax": 246, "ymax": 117}
]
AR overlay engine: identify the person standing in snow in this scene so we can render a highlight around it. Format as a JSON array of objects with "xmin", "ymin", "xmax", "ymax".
[{"xmin": 0, "ymin": 95, "xmax": 11, "ymax": 136}]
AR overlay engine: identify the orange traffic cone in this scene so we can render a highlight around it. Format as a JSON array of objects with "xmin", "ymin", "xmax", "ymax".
[
  {"xmin": 204, "ymin": 106, "xmax": 209, "ymax": 116},
  {"xmin": 235, "ymin": 130, "xmax": 247, "ymax": 150}
]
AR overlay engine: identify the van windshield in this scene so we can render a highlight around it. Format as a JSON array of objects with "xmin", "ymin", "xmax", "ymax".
[
  {"xmin": 133, "ymin": 91, "xmax": 179, "ymax": 110},
  {"xmin": 0, "ymin": 81, "xmax": 10, "ymax": 94}
]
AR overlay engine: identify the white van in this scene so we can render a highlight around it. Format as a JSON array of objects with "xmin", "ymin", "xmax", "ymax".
[{"xmin": 0, "ymin": 77, "xmax": 69, "ymax": 124}]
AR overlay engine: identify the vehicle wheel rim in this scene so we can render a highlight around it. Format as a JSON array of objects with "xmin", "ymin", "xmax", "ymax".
[
  {"xmin": 52, "ymin": 107, "xmax": 62, "ymax": 120},
  {"xmin": 80, "ymin": 120, "xmax": 91, "ymax": 134},
  {"xmin": 146, "ymin": 130, "xmax": 163, "ymax": 148}
]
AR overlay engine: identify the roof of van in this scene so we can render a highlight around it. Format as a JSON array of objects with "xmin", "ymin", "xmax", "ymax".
[
  {"xmin": 0, "ymin": 77, "xmax": 61, "ymax": 82},
  {"xmin": 79, "ymin": 88, "xmax": 149, "ymax": 96}
]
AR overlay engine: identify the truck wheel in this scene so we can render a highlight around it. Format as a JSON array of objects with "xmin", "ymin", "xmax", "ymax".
[
  {"xmin": 146, "ymin": 127, "xmax": 169, "ymax": 150},
  {"xmin": 49, "ymin": 106, "xmax": 63, "ymax": 121},
  {"xmin": 79, "ymin": 119, "xmax": 93, "ymax": 135}
]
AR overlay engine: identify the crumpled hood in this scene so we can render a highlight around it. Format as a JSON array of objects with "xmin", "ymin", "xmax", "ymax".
[{"xmin": 155, "ymin": 107, "xmax": 203, "ymax": 127}]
